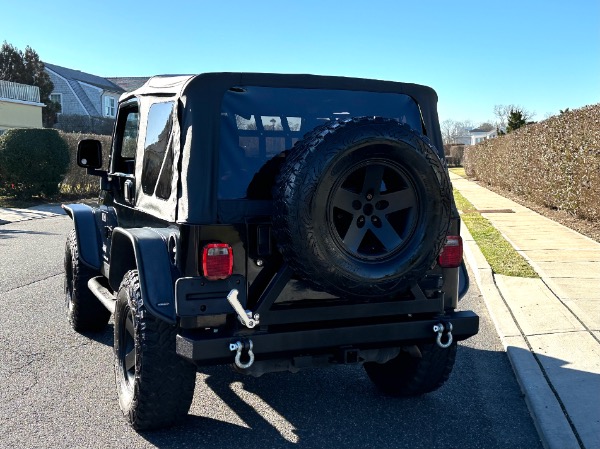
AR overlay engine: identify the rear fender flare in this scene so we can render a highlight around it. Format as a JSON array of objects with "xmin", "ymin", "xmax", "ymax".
[
  {"xmin": 62, "ymin": 204, "xmax": 102, "ymax": 270},
  {"xmin": 109, "ymin": 227, "xmax": 178, "ymax": 324}
]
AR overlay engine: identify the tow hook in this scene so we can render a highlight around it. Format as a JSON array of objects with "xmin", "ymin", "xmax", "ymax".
[
  {"xmin": 433, "ymin": 321, "xmax": 453, "ymax": 348},
  {"xmin": 227, "ymin": 289, "xmax": 259, "ymax": 328},
  {"xmin": 229, "ymin": 340, "xmax": 255, "ymax": 369}
]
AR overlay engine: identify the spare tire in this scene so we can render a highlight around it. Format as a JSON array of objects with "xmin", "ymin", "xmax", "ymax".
[{"xmin": 273, "ymin": 117, "xmax": 452, "ymax": 299}]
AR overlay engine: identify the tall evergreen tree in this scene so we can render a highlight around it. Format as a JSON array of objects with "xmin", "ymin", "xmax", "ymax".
[
  {"xmin": 506, "ymin": 108, "xmax": 527, "ymax": 133},
  {"xmin": 0, "ymin": 41, "xmax": 58, "ymax": 127}
]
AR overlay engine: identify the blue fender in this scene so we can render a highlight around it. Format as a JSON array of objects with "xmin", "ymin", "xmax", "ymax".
[
  {"xmin": 62, "ymin": 203, "xmax": 102, "ymax": 270},
  {"xmin": 109, "ymin": 227, "xmax": 178, "ymax": 324}
]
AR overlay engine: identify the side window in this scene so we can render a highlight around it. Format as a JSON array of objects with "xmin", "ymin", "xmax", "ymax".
[
  {"xmin": 121, "ymin": 112, "xmax": 139, "ymax": 159},
  {"xmin": 141, "ymin": 102, "xmax": 174, "ymax": 199},
  {"xmin": 113, "ymin": 105, "xmax": 139, "ymax": 174}
]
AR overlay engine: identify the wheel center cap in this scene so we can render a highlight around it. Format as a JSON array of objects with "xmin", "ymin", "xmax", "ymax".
[{"xmin": 363, "ymin": 203, "xmax": 374, "ymax": 216}]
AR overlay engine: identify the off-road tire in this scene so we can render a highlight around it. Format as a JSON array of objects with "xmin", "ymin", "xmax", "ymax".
[
  {"xmin": 64, "ymin": 229, "xmax": 110, "ymax": 332},
  {"xmin": 273, "ymin": 117, "xmax": 452, "ymax": 299},
  {"xmin": 364, "ymin": 342, "xmax": 457, "ymax": 396},
  {"xmin": 114, "ymin": 270, "xmax": 196, "ymax": 430}
]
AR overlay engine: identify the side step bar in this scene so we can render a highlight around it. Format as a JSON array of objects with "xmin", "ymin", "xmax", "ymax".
[{"xmin": 88, "ymin": 276, "xmax": 116, "ymax": 313}]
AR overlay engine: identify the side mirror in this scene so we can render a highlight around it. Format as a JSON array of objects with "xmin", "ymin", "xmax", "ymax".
[{"xmin": 77, "ymin": 139, "xmax": 102, "ymax": 169}]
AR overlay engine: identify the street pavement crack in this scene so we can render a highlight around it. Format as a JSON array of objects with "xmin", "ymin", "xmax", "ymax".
[
  {"xmin": 539, "ymin": 278, "xmax": 600, "ymax": 346},
  {"xmin": 3, "ymin": 273, "xmax": 62, "ymax": 294}
]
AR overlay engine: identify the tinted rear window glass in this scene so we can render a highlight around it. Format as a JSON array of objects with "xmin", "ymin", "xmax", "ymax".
[{"xmin": 219, "ymin": 86, "xmax": 423, "ymax": 199}]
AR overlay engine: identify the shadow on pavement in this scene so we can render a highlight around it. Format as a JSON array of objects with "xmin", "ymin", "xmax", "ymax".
[
  {"xmin": 136, "ymin": 345, "xmax": 553, "ymax": 449},
  {"xmin": 0, "ymin": 228, "xmax": 54, "ymax": 239},
  {"xmin": 83, "ymin": 324, "xmax": 114, "ymax": 347}
]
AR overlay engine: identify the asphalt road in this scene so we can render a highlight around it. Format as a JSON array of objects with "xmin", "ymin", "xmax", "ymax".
[{"xmin": 0, "ymin": 215, "xmax": 543, "ymax": 449}]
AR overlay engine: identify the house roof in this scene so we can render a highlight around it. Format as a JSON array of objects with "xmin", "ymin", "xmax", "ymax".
[
  {"xmin": 44, "ymin": 63, "xmax": 124, "ymax": 93},
  {"xmin": 106, "ymin": 77, "xmax": 150, "ymax": 92},
  {"xmin": 469, "ymin": 127, "xmax": 496, "ymax": 134}
]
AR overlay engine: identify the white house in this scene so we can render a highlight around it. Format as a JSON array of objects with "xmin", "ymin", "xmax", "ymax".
[{"xmin": 469, "ymin": 127, "xmax": 497, "ymax": 145}]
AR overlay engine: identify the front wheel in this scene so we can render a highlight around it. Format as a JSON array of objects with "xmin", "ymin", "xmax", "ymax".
[
  {"xmin": 114, "ymin": 270, "xmax": 197, "ymax": 430},
  {"xmin": 64, "ymin": 229, "xmax": 110, "ymax": 332},
  {"xmin": 364, "ymin": 342, "xmax": 457, "ymax": 396}
]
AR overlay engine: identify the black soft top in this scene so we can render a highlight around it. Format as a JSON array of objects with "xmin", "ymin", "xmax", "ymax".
[{"xmin": 123, "ymin": 73, "xmax": 444, "ymax": 224}]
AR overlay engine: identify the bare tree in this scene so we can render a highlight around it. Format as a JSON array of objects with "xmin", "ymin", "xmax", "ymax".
[
  {"xmin": 493, "ymin": 105, "xmax": 534, "ymax": 131},
  {"xmin": 441, "ymin": 119, "xmax": 456, "ymax": 144},
  {"xmin": 441, "ymin": 119, "xmax": 474, "ymax": 144}
]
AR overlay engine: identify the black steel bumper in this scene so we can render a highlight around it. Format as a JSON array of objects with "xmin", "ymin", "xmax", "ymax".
[{"xmin": 176, "ymin": 310, "xmax": 479, "ymax": 365}]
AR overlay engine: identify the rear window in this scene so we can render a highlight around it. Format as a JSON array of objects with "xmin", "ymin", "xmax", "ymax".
[{"xmin": 219, "ymin": 86, "xmax": 423, "ymax": 199}]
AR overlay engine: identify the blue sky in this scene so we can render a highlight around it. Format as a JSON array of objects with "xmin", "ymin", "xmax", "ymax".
[{"xmin": 3, "ymin": 0, "xmax": 599, "ymax": 124}]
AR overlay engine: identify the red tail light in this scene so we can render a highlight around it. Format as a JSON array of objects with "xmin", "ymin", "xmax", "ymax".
[
  {"xmin": 202, "ymin": 243, "xmax": 233, "ymax": 280},
  {"xmin": 438, "ymin": 236, "xmax": 463, "ymax": 268}
]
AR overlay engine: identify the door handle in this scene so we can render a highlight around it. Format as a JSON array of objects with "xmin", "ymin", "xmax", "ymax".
[{"xmin": 124, "ymin": 179, "xmax": 135, "ymax": 204}]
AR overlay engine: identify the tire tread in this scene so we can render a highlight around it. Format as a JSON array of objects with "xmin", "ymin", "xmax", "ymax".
[
  {"xmin": 64, "ymin": 229, "xmax": 110, "ymax": 332},
  {"xmin": 115, "ymin": 270, "xmax": 196, "ymax": 430}
]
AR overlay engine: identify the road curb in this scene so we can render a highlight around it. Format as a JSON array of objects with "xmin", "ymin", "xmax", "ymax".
[{"xmin": 461, "ymin": 224, "xmax": 580, "ymax": 449}]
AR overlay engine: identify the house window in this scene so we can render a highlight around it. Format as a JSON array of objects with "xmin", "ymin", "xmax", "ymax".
[
  {"xmin": 104, "ymin": 96, "xmax": 116, "ymax": 117},
  {"xmin": 50, "ymin": 93, "xmax": 62, "ymax": 112}
]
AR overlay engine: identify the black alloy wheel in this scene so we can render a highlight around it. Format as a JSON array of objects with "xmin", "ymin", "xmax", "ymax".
[
  {"xmin": 329, "ymin": 160, "xmax": 419, "ymax": 260},
  {"xmin": 116, "ymin": 303, "xmax": 136, "ymax": 395}
]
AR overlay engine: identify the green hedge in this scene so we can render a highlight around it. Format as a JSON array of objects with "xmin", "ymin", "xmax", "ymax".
[
  {"xmin": 59, "ymin": 131, "xmax": 112, "ymax": 196},
  {"xmin": 464, "ymin": 104, "xmax": 599, "ymax": 222},
  {"xmin": 55, "ymin": 114, "xmax": 115, "ymax": 135},
  {"xmin": 0, "ymin": 128, "xmax": 70, "ymax": 198}
]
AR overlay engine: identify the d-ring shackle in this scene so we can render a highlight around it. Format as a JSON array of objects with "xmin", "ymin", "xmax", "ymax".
[
  {"xmin": 229, "ymin": 340, "xmax": 255, "ymax": 369},
  {"xmin": 433, "ymin": 322, "xmax": 453, "ymax": 348}
]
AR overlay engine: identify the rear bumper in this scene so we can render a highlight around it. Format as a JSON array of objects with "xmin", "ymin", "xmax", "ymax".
[{"xmin": 176, "ymin": 310, "xmax": 479, "ymax": 365}]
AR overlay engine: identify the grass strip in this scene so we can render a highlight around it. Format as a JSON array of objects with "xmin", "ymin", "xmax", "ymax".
[
  {"xmin": 449, "ymin": 167, "xmax": 466, "ymax": 177},
  {"xmin": 454, "ymin": 189, "xmax": 538, "ymax": 278}
]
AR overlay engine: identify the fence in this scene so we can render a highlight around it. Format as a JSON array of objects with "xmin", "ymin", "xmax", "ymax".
[{"xmin": 0, "ymin": 80, "xmax": 41, "ymax": 103}]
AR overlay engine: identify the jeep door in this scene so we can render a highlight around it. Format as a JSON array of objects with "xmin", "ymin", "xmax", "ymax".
[{"xmin": 102, "ymin": 100, "xmax": 140, "ymax": 260}]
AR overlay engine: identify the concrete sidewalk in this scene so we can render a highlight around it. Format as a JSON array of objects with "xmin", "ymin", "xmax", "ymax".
[
  {"xmin": 0, "ymin": 204, "xmax": 65, "ymax": 225},
  {"xmin": 451, "ymin": 172, "xmax": 600, "ymax": 449}
]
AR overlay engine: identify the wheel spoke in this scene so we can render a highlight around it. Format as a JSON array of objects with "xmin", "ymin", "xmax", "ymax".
[
  {"xmin": 382, "ymin": 188, "xmax": 417, "ymax": 213},
  {"xmin": 332, "ymin": 187, "xmax": 361, "ymax": 213},
  {"xmin": 362, "ymin": 165, "xmax": 385, "ymax": 195},
  {"xmin": 343, "ymin": 224, "xmax": 369, "ymax": 253},
  {"xmin": 372, "ymin": 218, "xmax": 403, "ymax": 251},
  {"xmin": 125, "ymin": 348, "xmax": 136, "ymax": 371},
  {"xmin": 125, "ymin": 315, "xmax": 135, "ymax": 338}
]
